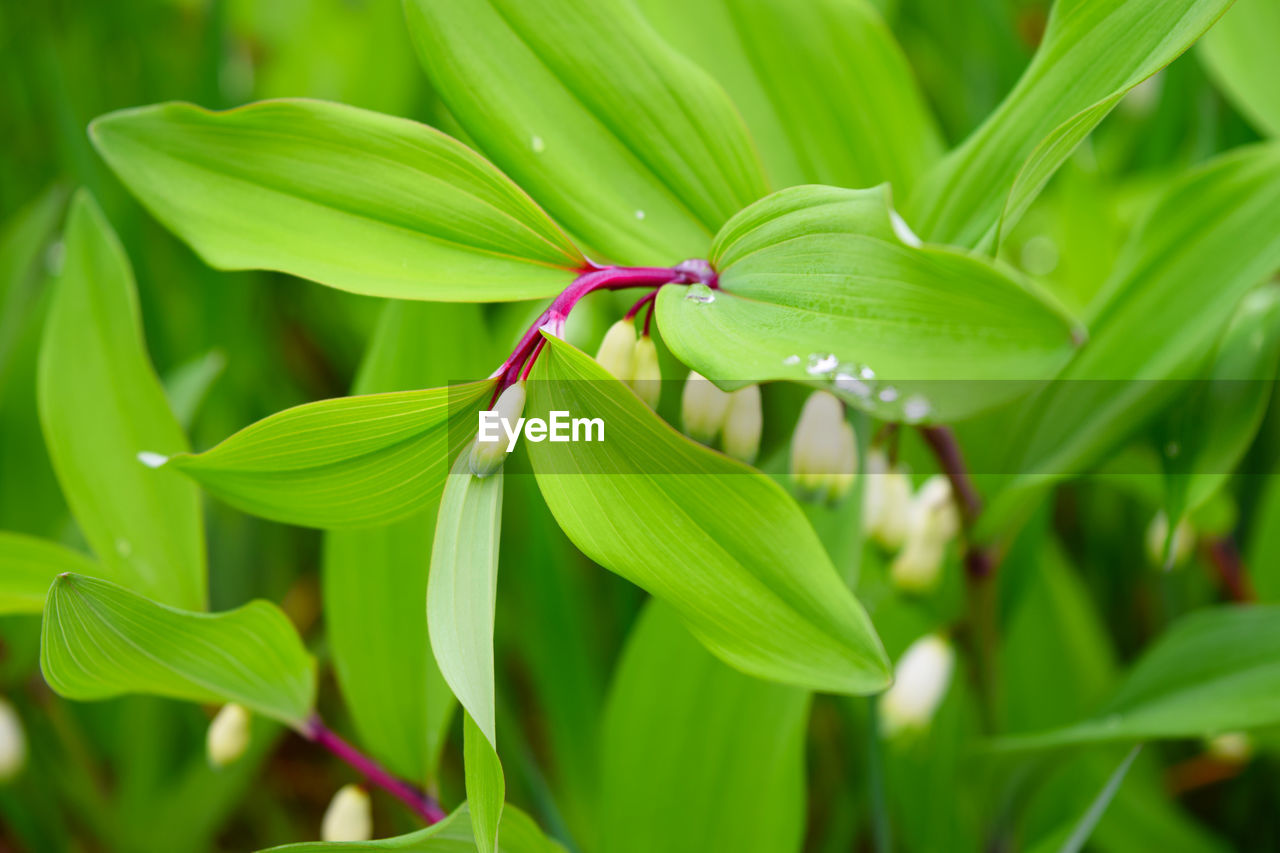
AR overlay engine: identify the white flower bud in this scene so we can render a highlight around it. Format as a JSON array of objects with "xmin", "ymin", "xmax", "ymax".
[
  {"xmin": 206, "ymin": 703, "xmax": 251, "ymax": 768},
  {"xmin": 790, "ymin": 392, "xmax": 857, "ymax": 502},
  {"xmin": 0, "ymin": 697, "xmax": 26, "ymax": 782},
  {"xmin": 681, "ymin": 370, "xmax": 732, "ymax": 445},
  {"xmin": 721, "ymin": 385, "xmax": 762, "ymax": 464},
  {"xmin": 1206, "ymin": 731, "xmax": 1253, "ymax": 764},
  {"xmin": 321, "ymin": 784, "xmax": 373, "ymax": 842},
  {"xmin": 910, "ymin": 475, "xmax": 960, "ymax": 544},
  {"xmin": 880, "ymin": 634, "xmax": 954, "ymax": 738},
  {"xmin": 469, "ymin": 382, "xmax": 526, "ymax": 477},
  {"xmin": 594, "ymin": 319, "xmax": 636, "ymax": 381},
  {"xmin": 1145, "ymin": 511, "xmax": 1195, "ymax": 569},
  {"xmin": 863, "ymin": 451, "xmax": 912, "ymax": 550},
  {"xmin": 629, "ymin": 335, "xmax": 662, "ymax": 409},
  {"xmin": 890, "ymin": 535, "xmax": 947, "ymax": 593}
]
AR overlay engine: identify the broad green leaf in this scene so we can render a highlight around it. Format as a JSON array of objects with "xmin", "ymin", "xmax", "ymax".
[
  {"xmin": 403, "ymin": 0, "xmax": 768, "ymax": 265},
  {"xmin": 906, "ymin": 0, "xmax": 1233, "ymax": 249},
  {"xmin": 429, "ymin": 452, "xmax": 504, "ymax": 746},
  {"xmin": 658, "ymin": 185, "xmax": 1078, "ymax": 421},
  {"xmin": 40, "ymin": 574, "xmax": 315, "ymax": 727},
  {"xmin": 260, "ymin": 803, "xmax": 563, "ymax": 852},
  {"xmin": 167, "ymin": 380, "xmax": 492, "ymax": 529},
  {"xmin": 980, "ymin": 144, "xmax": 1280, "ymax": 537},
  {"xmin": 324, "ymin": 302, "xmax": 488, "ymax": 783},
  {"xmin": 0, "ymin": 532, "xmax": 102, "ymax": 615},
  {"xmin": 1161, "ymin": 287, "xmax": 1280, "ymax": 523},
  {"xmin": 599, "ymin": 602, "xmax": 808, "ymax": 853},
  {"xmin": 464, "ymin": 712, "xmax": 506, "ymax": 853},
  {"xmin": 635, "ymin": 0, "xmax": 942, "ymax": 193},
  {"xmin": 38, "ymin": 191, "xmax": 206, "ymax": 610},
  {"xmin": 1026, "ymin": 747, "xmax": 1142, "ymax": 853},
  {"xmin": 91, "ymin": 100, "xmax": 583, "ymax": 301},
  {"xmin": 1200, "ymin": 0, "xmax": 1280, "ymax": 138},
  {"xmin": 527, "ymin": 334, "xmax": 889, "ymax": 694},
  {"xmin": 998, "ymin": 605, "xmax": 1280, "ymax": 750}
]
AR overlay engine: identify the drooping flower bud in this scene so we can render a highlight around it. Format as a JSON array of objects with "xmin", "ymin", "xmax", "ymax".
[
  {"xmin": 681, "ymin": 370, "xmax": 732, "ymax": 445},
  {"xmin": 470, "ymin": 382, "xmax": 526, "ymax": 477},
  {"xmin": 790, "ymin": 392, "xmax": 857, "ymax": 502},
  {"xmin": 1145, "ymin": 511, "xmax": 1195, "ymax": 569},
  {"xmin": 887, "ymin": 475, "xmax": 960, "ymax": 593},
  {"xmin": 594, "ymin": 319, "xmax": 636, "ymax": 381},
  {"xmin": 1206, "ymin": 731, "xmax": 1253, "ymax": 764},
  {"xmin": 206, "ymin": 702, "xmax": 251, "ymax": 768},
  {"xmin": 863, "ymin": 450, "xmax": 912, "ymax": 550},
  {"xmin": 880, "ymin": 634, "xmax": 954, "ymax": 738},
  {"xmin": 629, "ymin": 335, "xmax": 662, "ymax": 409},
  {"xmin": 911, "ymin": 475, "xmax": 960, "ymax": 544},
  {"xmin": 721, "ymin": 385, "xmax": 762, "ymax": 464},
  {"xmin": 890, "ymin": 535, "xmax": 947, "ymax": 593},
  {"xmin": 321, "ymin": 784, "xmax": 373, "ymax": 842},
  {"xmin": 0, "ymin": 697, "xmax": 26, "ymax": 782}
]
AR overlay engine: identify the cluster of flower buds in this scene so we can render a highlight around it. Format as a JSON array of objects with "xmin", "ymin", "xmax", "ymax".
[
  {"xmin": 880, "ymin": 633, "xmax": 955, "ymax": 738},
  {"xmin": 206, "ymin": 702, "xmax": 251, "ymax": 768},
  {"xmin": 469, "ymin": 381, "xmax": 526, "ymax": 477},
  {"xmin": 0, "ymin": 697, "xmax": 26, "ymax": 782},
  {"xmin": 1145, "ymin": 511, "xmax": 1196, "ymax": 569},
  {"xmin": 322, "ymin": 784, "xmax": 373, "ymax": 841},
  {"xmin": 1205, "ymin": 731, "xmax": 1254, "ymax": 764},
  {"xmin": 596, "ymin": 319, "xmax": 662, "ymax": 408},
  {"xmin": 890, "ymin": 475, "xmax": 961, "ymax": 592},
  {"xmin": 789, "ymin": 392, "xmax": 856, "ymax": 502},
  {"xmin": 680, "ymin": 371, "xmax": 763, "ymax": 464}
]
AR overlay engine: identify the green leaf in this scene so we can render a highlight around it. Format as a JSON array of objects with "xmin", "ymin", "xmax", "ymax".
[
  {"xmin": 980, "ymin": 144, "xmax": 1280, "ymax": 537},
  {"xmin": 40, "ymin": 574, "xmax": 315, "ymax": 727},
  {"xmin": 0, "ymin": 532, "xmax": 103, "ymax": 615},
  {"xmin": 429, "ymin": 451, "xmax": 504, "ymax": 746},
  {"xmin": 1200, "ymin": 0, "xmax": 1280, "ymax": 138},
  {"xmin": 635, "ymin": 0, "xmax": 942, "ymax": 193},
  {"xmin": 323, "ymin": 302, "xmax": 489, "ymax": 783},
  {"xmin": 168, "ymin": 380, "xmax": 492, "ymax": 529},
  {"xmin": 599, "ymin": 602, "xmax": 808, "ymax": 853},
  {"xmin": 1026, "ymin": 747, "xmax": 1142, "ymax": 853},
  {"xmin": 162, "ymin": 348, "xmax": 227, "ymax": 431},
  {"xmin": 38, "ymin": 191, "xmax": 206, "ymax": 610},
  {"xmin": 0, "ymin": 183, "xmax": 65, "ymax": 387},
  {"xmin": 998, "ymin": 605, "xmax": 1280, "ymax": 750},
  {"xmin": 464, "ymin": 712, "xmax": 506, "ymax": 853},
  {"xmin": 259, "ymin": 803, "xmax": 563, "ymax": 852},
  {"xmin": 90, "ymin": 100, "xmax": 583, "ymax": 301},
  {"xmin": 527, "ymin": 333, "xmax": 889, "ymax": 694},
  {"xmin": 906, "ymin": 0, "xmax": 1233, "ymax": 249},
  {"xmin": 403, "ymin": 0, "xmax": 768, "ymax": 265},
  {"xmin": 658, "ymin": 185, "xmax": 1078, "ymax": 421},
  {"xmin": 1161, "ymin": 287, "xmax": 1280, "ymax": 523}
]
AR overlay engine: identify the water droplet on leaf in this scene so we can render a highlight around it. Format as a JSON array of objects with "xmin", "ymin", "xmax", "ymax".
[{"xmin": 684, "ymin": 284, "xmax": 716, "ymax": 304}]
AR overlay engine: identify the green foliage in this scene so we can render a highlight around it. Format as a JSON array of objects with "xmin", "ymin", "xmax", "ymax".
[
  {"xmin": 1200, "ymin": 0, "xmax": 1280, "ymax": 138},
  {"xmin": 0, "ymin": 532, "xmax": 103, "ymax": 615},
  {"xmin": 262, "ymin": 804, "xmax": 563, "ymax": 852},
  {"xmin": 41, "ymin": 574, "xmax": 315, "ymax": 727}
]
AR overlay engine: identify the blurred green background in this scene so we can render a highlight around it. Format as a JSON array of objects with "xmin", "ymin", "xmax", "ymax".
[{"xmin": 1, "ymin": 0, "xmax": 1277, "ymax": 850}]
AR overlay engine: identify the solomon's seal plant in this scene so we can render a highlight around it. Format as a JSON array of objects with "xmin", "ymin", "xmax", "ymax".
[{"xmin": 4, "ymin": 0, "xmax": 1280, "ymax": 849}]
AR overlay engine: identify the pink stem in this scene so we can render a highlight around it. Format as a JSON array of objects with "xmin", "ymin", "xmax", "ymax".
[{"xmin": 306, "ymin": 716, "xmax": 446, "ymax": 824}]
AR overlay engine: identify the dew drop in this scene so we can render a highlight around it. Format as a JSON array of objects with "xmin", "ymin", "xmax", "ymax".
[
  {"xmin": 634, "ymin": 209, "xmax": 646, "ymax": 220},
  {"xmin": 530, "ymin": 135, "xmax": 546, "ymax": 153},
  {"xmin": 782, "ymin": 354, "xmax": 801, "ymax": 366},
  {"xmin": 834, "ymin": 373, "xmax": 872, "ymax": 398},
  {"xmin": 877, "ymin": 386, "xmax": 899, "ymax": 403},
  {"xmin": 806, "ymin": 353, "xmax": 839, "ymax": 376},
  {"xmin": 684, "ymin": 284, "xmax": 716, "ymax": 304},
  {"xmin": 859, "ymin": 365, "xmax": 876, "ymax": 380},
  {"xmin": 903, "ymin": 395, "xmax": 931, "ymax": 423},
  {"xmin": 137, "ymin": 451, "xmax": 169, "ymax": 469}
]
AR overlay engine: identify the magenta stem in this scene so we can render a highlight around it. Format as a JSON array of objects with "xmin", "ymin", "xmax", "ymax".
[
  {"xmin": 622, "ymin": 288, "xmax": 660, "ymax": 323},
  {"xmin": 490, "ymin": 259, "xmax": 716, "ymax": 400},
  {"xmin": 306, "ymin": 716, "xmax": 446, "ymax": 824}
]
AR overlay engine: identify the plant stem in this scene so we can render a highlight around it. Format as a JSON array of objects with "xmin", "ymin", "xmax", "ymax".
[
  {"xmin": 865, "ymin": 697, "xmax": 893, "ymax": 853},
  {"xmin": 1202, "ymin": 536, "xmax": 1256, "ymax": 603},
  {"xmin": 491, "ymin": 259, "xmax": 716, "ymax": 397},
  {"xmin": 917, "ymin": 425, "xmax": 1000, "ymax": 731},
  {"xmin": 305, "ymin": 715, "xmax": 446, "ymax": 824}
]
